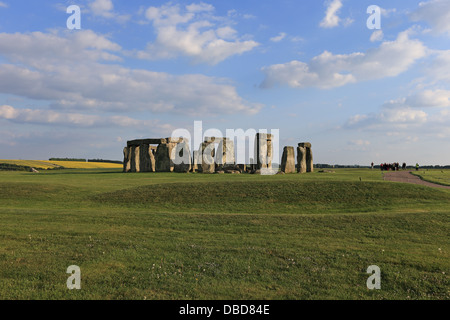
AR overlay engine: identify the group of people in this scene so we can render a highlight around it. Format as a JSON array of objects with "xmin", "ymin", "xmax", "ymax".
[
  {"xmin": 371, "ymin": 162, "xmax": 408, "ymax": 171},
  {"xmin": 380, "ymin": 163, "xmax": 404, "ymax": 171}
]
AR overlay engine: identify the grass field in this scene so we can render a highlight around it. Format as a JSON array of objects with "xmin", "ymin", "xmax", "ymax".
[
  {"xmin": 0, "ymin": 168, "xmax": 448, "ymax": 300},
  {"xmin": 413, "ymin": 170, "xmax": 450, "ymax": 187},
  {"xmin": 0, "ymin": 159, "xmax": 122, "ymax": 170}
]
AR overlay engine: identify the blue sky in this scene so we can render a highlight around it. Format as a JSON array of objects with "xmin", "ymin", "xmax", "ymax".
[{"xmin": 0, "ymin": 0, "xmax": 449, "ymax": 165}]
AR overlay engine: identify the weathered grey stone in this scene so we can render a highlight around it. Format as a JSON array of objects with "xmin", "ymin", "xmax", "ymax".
[
  {"xmin": 127, "ymin": 137, "xmax": 187, "ymax": 147},
  {"xmin": 191, "ymin": 150, "xmax": 199, "ymax": 172},
  {"xmin": 201, "ymin": 142, "xmax": 215, "ymax": 174},
  {"xmin": 297, "ymin": 146, "xmax": 307, "ymax": 174},
  {"xmin": 155, "ymin": 143, "xmax": 171, "ymax": 172},
  {"xmin": 134, "ymin": 145, "xmax": 141, "ymax": 172},
  {"xmin": 204, "ymin": 137, "xmax": 223, "ymax": 143},
  {"xmin": 281, "ymin": 146, "xmax": 296, "ymax": 173},
  {"xmin": 173, "ymin": 141, "xmax": 191, "ymax": 173},
  {"xmin": 167, "ymin": 137, "xmax": 187, "ymax": 144},
  {"xmin": 255, "ymin": 133, "xmax": 273, "ymax": 170},
  {"xmin": 128, "ymin": 146, "xmax": 136, "ymax": 172},
  {"xmin": 139, "ymin": 144, "xmax": 156, "ymax": 172},
  {"xmin": 298, "ymin": 142, "xmax": 312, "ymax": 149},
  {"xmin": 128, "ymin": 139, "xmax": 166, "ymax": 147},
  {"xmin": 297, "ymin": 142, "xmax": 313, "ymax": 173},
  {"xmin": 123, "ymin": 147, "xmax": 131, "ymax": 173},
  {"xmin": 306, "ymin": 147, "xmax": 314, "ymax": 173},
  {"xmin": 215, "ymin": 139, "xmax": 235, "ymax": 171}
]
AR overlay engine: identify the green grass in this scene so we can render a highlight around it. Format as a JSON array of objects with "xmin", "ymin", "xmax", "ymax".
[
  {"xmin": 0, "ymin": 169, "xmax": 448, "ymax": 300},
  {"xmin": 412, "ymin": 169, "xmax": 450, "ymax": 187}
]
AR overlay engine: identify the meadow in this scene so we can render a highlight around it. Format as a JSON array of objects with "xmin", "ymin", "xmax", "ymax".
[{"xmin": 0, "ymin": 168, "xmax": 448, "ymax": 300}]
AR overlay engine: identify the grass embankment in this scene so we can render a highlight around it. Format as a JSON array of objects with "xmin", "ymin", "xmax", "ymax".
[
  {"xmin": 412, "ymin": 169, "xmax": 450, "ymax": 187},
  {"xmin": 0, "ymin": 169, "xmax": 448, "ymax": 299}
]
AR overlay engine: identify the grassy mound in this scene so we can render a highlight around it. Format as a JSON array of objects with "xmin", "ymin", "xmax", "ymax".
[
  {"xmin": 413, "ymin": 170, "xmax": 450, "ymax": 187},
  {"xmin": 0, "ymin": 169, "xmax": 448, "ymax": 300},
  {"xmin": 94, "ymin": 180, "xmax": 450, "ymax": 214}
]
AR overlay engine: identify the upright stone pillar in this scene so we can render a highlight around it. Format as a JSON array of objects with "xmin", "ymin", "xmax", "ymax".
[
  {"xmin": 255, "ymin": 133, "xmax": 273, "ymax": 170},
  {"xmin": 298, "ymin": 142, "xmax": 313, "ymax": 173},
  {"xmin": 201, "ymin": 141, "xmax": 216, "ymax": 174},
  {"xmin": 215, "ymin": 139, "xmax": 235, "ymax": 171},
  {"xmin": 134, "ymin": 145, "xmax": 141, "ymax": 172},
  {"xmin": 155, "ymin": 143, "xmax": 171, "ymax": 172},
  {"xmin": 139, "ymin": 144, "xmax": 156, "ymax": 172},
  {"xmin": 281, "ymin": 146, "xmax": 296, "ymax": 173},
  {"xmin": 297, "ymin": 146, "xmax": 307, "ymax": 173},
  {"xmin": 123, "ymin": 147, "xmax": 131, "ymax": 173},
  {"xmin": 306, "ymin": 148, "xmax": 313, "ymax": 173},
  {"xmin": 129, "ymin": 146, "xmax": 136, "ymax": 172},
  {"xmin": 173, "ymin": 141, "xmax": 191, "ymax": 173},
  {"xmin": 192, "ymin": 150, "xmax": 199, "ymax": 172}
]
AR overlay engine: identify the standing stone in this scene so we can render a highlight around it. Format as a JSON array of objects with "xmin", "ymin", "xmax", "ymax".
[
  {"xmin": 155, "ymin": 143, "xmax": 171, "ymax": 172},
  {"xmin": 215, "ymin": 139, "xmax": 235, "ymax": 171},
  {"xmin": 297, "ymin": 146, "xmax": 307, "ymax": 173},
  {"xmin": 201, "ymin": 142, "xmax": 216, "ymax": 174},
  {"xmin": 298, "ymin": 142, "xmax": 313, "ymax": 173},
  {"xmin": 306, "ymin": 147, "xmax": 313, "ymax": 173},
  {"xmin": 249, "ymin": 158, "xmax": 255, "ymax": 172},
  {"xmin": 123, "ymin": 147, "xmax": 131, "ymax": 173},
  {"xmin": 281, "ymin": 146, "xmax": 296, "ymax": 173},
  {"xmin": 139, "ymin": 144, "xmax": 156, "ymax": 172},
  {"xmin": 128, "ymin": 146, "xmax": 135, "ymax": 172},
  {"xmin": 255, "ymin": 133, "xmax": 273, "ymax": 170},
  {"xmin": 134, "ymin": 145, "xmax": 141, "ymax": 172},
  {"xmin": 174, "ymin": 141, "xmax": 191, "ymax": 173},
  {"xmin": 191, "ymin": 150, "xmax": 199, "ymax": 172}
]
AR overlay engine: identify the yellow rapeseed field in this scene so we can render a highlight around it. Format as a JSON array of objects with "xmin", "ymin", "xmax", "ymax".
[
  {"xmin": 0, "ymin": 160, "xmax": 122, "ymax": 169},
  {"xmin": 43, "ymin": 161, "xmax": 122, "ymax": 169}
]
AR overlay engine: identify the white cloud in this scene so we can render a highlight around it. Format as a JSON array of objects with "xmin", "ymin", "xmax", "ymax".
[
  {"xmin": 346, "ymin": 105, "xmax": 428, "ymax": 130},
  {"xmin": 90, "ymin": 0, "xmax": 114, "ymax": 17},
  {"xmin": 320, "ymin": 0, "xmax": 343, "ymax": 28},
  {"xmin": 380, "ymin": 8, "xmax": 397, "ymax": 17},
  {"xmin": 344, "ymin": 88, "xmax": 450, "ymax": 133},
  {"xmin": 349, "ymin": 140, "xmax": 371, "ymax": 146},
  {"xmin": 405, "ymin": 89, "xmax": 450, "ymax": 108},
  {"xmin": 0, "ymin": 30, "xmax": 122, "ymax": 69},
  {"xmin": 426, "ymin": 50, "xmax": 450, "ymax": 83},
  {"xmin": 410, "ymin": 0, "xmax": 450, "ymax": 35},
  {"xmin": 89, "ymin": 0, "xmax": 130, "ymax": 23},
  {"xmin": 0, "ymin": 30, "xmax": 262, "ymax": 117},
  {"xmin": 290, "ymin": 36, "xmax": 304, "ymax": 43},
  {"xmin": 270, "ymin": 32, "xmax": 287, "ymax": 42},
  {"xmin": 370, "ymin": 30, "xmax": 384, "ymax": 42},
  {"xmin": 0, "ymin": 2, "xmax": 8, "ymax": 8},
  {"xmin": 186, "ymin": 3, "xmax": 214, "ymax": 13},
  {"xmin": 261, "ymin": 31, "xmax": 427, "ymax": 89},
  {"xmin": 0, "ymin": 105, "xmax": 174, "ymax": 130},
  {"xmin": 139, "ymin": 3, "xmax": 259, "ymax": 65}
]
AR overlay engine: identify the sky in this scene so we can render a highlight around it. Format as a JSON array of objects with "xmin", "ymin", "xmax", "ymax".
[{"xmin": 0, "ymin": 0, "xmax": 449, "ymax": 165}]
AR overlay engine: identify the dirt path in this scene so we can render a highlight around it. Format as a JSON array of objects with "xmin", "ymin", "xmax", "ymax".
[{"xmin": 383, "ymin": 171, "xmax": 450, "ymax": 189}]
